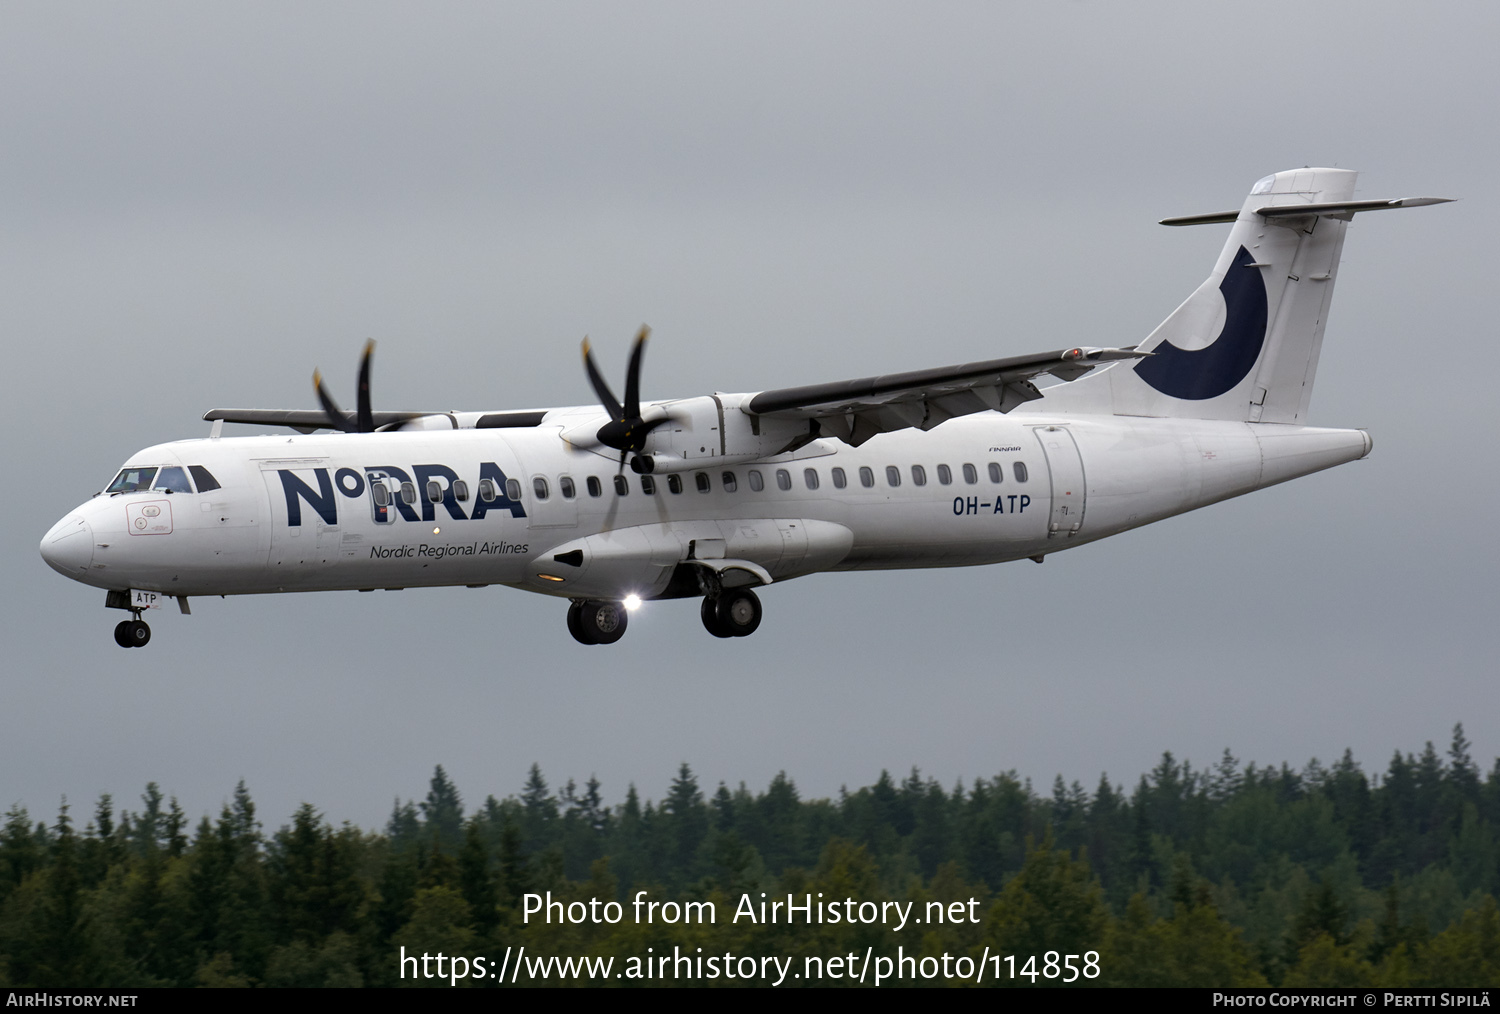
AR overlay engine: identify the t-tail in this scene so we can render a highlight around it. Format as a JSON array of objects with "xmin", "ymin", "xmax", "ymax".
[{"xmin": 1092, "ymin": 168, "xmax": 1450, "ymax": 422}]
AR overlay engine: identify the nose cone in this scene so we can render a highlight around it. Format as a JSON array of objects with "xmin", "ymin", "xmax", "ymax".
[{"xmin": 41, "ymin": 514, "xmax": 94, "ymax": 578}]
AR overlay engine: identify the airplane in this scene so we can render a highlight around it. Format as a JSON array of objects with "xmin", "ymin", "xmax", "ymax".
[{"xmin": 41, "ymin": 168, "xmax": 1450, "ymax": 648}]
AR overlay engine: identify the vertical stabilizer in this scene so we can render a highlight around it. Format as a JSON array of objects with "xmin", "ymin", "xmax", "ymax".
[{"xmin": 1110, "ymin": 168, "xmax": 1359, "ymax": 423}]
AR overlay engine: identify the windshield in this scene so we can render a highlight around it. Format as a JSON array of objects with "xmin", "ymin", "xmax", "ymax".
[
  {"xmin": 153, "ymin": 466, "xmax": 192, "ymax": 493},
  {"xmin": 106, "ymin": 467, "xmax": 158, "ymax": 493}
]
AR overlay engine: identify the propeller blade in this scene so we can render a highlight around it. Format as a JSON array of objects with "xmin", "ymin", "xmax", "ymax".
[
  {"xmin": 312, "ymin": 369, "xmax": 352, "ymax": 433},
  {"xmin": 582, "ymin": 338, "xmax": 623, "ymax": 422},
  {"xmin": 356, "ymin": 339, "xmax": 375, "ymax": 433},
  {"xmin": 584, "ymin": 327, "xmax": 664, "ymax": 454},
  {"xmin": 623, "ymin": 325, "xmax": 649, "ymax": 420}
]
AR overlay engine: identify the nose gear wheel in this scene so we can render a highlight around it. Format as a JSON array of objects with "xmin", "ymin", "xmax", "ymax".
[{"xmin": 114, "ymin": 619, "xmax": 151, "ymax": 648}]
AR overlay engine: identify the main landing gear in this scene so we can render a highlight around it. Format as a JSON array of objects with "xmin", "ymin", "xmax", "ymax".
[
  {"xmin": 564, "ymin": 588, "xmax": 765, "ymax": 644},
  {"xmin": 567, "ymin": 599, "xmax": 628, "ymax": 645},
  {"xmin": 114, "ymin": 616, "xmax": 151, "ymax": 648},
  {"xmin": 701, "ymin": 588, "xmax": 762, "ymax": 639}
]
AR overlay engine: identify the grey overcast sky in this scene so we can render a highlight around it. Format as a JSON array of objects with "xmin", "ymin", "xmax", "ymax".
[{"xmin": 4, "ymin": 2, "xmax": 1496, "ymax": 831}]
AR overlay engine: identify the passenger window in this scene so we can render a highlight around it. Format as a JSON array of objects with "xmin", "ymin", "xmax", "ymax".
[
  {"xmin": 962, "ymin": 463, "xmax": 978, "ymax": 485},
  {"xmin": 748, "ymin": 470, "xmax": 764, "ymax": 492},
  {"xmin": 910, "ymin": 465, "xmax": 926, "ymax": 486},
  {"xmin": 936, "ymin": 464, "xmax": 952, "ymax": 485},
  {"xmin": 154, "ymin": 466, "xmax": 192, "ymax": 493},
  {"xmin": 804, "ymin": 468, "xmax": 819, "ymax": 490},
  {"xmin": 478, "ymin": 479, "xmax": 496, "ymax": 502},
  {"xmin": 188, "ymin": 465, "xmax": 221, "ymax": 493},
  {"xmin": 776, "ymin": 469, "xmax": 791, "ymax": 491},
  {"xmin": 505, "ymin": 478, "xmax": 523, "ymax": 501},
  {"xmin": 613, "ymin": 475, "xmax": 629, "ymax": 496},
  {"xmin": 1013, "ymin": 462, "xmax": 1029, "ymax": 483},
  {"xmin": 859, "ymin": 466, "xmax": 874, "ymax": 488},
  {"xmin": 587, "ymin": 476, "xmax": 602, "ymax": 498},
  {"xmin": 533, "ymin": 477, "xmax": 550, "ymax": 501},
  {"xmin": 885, "ymin": 466, "xmax": 901, "ymax": 488},
  {"xmin": 641, "ymin": 475, "xmax": 656, "ymax": 495},
  {"xmin": 988, "ymin": 462, "xmax": 1003, "ymax": 484},
  {"xmin": 400, "ymin": 482, "xmax": 418, "ymax": 505},
  {"xmin": 107, "ymin": 467, "xmax": 158, "ymax": 493},
  {"xmin": 668, "ymin": 474, "xmax": 683, "ymax": 494},
  {"xmin": 832, "ymin": 467, "xmax": 847, "ymax": 489},
  {"xmin": 721, "ymin": 471, "xmax": 737, "ymax": 493},
  {"xmin": 426, "ymin": 480, "xmax": 443, "ymax": 503},
  {"xmin": 559, "ymin": 476, "xmax": 576, "ymax": 499},
  {"xmin": 370, "ymin": 481, "xmax": 394, "ymax": 523},
  {"xmin": 695, "ymin": 472, "xmax": 711, "ymax": 493},
  {"xmin": 452, "ymin": 480, "xmax": 470, "ymax": 502}
]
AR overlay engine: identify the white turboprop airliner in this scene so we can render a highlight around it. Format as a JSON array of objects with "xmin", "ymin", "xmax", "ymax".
[{"xmin": 42, "ymin": 168, "xmax": 1449, "ymax": 647}]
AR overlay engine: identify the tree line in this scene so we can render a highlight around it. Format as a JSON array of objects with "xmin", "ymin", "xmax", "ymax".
[{"xmin": 1, "ymin": 727, "xmax": 1496, "ymax": 986}]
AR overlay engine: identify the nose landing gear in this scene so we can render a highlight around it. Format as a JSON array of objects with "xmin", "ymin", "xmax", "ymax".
[
  {"xmin": 113, "ymin": 616, "xmax": 151, "ymax": 648},
  {"xmin": 567, "ymin": 599, "xmax": 629, "ymax": 645}
]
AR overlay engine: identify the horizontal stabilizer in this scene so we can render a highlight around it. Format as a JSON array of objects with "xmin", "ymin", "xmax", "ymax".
[{"xmin": 1162, "ymin": 196, "xmax": 1453, "ymax": 226}]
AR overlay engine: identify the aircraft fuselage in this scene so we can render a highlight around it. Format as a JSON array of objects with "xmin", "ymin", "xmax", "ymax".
[{"xmin": 42, "ymin": 405, "xmax": 1369, "ymax": 605}]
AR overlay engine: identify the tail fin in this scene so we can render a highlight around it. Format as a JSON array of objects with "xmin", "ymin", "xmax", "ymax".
[{"xmin": 1103, "ymin": 168, "xmax": 1446, "ymax": 423}]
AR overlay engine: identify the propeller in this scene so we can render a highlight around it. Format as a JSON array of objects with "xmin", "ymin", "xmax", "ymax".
[
  {"xmin": 312, "ymin": 339, "xmax": 378, "ymax": 433},
  {"xmin": 582, "ymin": 326, "xmax": 668, "ymax": 471}
]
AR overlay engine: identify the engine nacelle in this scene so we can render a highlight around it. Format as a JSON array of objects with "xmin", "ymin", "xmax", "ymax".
[{"xmin": 636, "ymin": 394, "xmax": 818, "ymax": 472}]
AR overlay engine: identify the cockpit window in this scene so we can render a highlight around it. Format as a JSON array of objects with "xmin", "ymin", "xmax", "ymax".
[
  {"xmin": 154, "ymin": 466, "xmax": 192, "ymax": 493},
  {"xmin": 106, "ymin": 467, "xmax": 157, "ymax": 493},
  {"xmin": 188, "ymin": 465, "xmax": 221, "ymax": 492}
]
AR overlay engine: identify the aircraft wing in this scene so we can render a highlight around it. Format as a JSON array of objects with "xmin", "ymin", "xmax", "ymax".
[
  {"xmin": 201, "ymin": 408, "xmax": 549, "ymax": 433},
  {"xmin": 745, "ymin": 345, "xmax": 1145, "ymax": 446},
  {"xmin": 202, "ymin": 409, "xmax": 430, "ymax": 434}
]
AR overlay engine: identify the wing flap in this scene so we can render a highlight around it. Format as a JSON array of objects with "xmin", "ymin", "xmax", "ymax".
[{"xmin": 746, "ymin": 347, "xmax": 1139, "ymax": 445}]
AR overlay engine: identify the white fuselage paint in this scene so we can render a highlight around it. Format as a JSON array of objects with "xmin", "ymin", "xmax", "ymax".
[{"xmin": 41, "ymin": 401, "xmax": 1371, "ymax": 605}]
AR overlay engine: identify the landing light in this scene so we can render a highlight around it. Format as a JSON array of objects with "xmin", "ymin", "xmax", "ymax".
[
  {"xmin": 623, "ymin": 594, "xmax": 642, "ymax": 611},
  {"xmin": 433, "ymin": 527, "xmax": 441, "ymax": 534}
]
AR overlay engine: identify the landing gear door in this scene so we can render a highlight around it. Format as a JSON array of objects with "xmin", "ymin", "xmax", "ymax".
[{"xmin": 1033, "ymin": 426, "xmax": 1086, "ymax": 538}]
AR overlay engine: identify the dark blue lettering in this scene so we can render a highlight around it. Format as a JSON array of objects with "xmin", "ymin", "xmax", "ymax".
[
  {"xmin": 966, "ymin": 497, "xmax": 978, "ymax": 515},
  {"xmin": 469, "ymin": 462, "xmax": 527, "ymax": 520},
  {"xmin": 1019, "ymin": 495, "xmax": 1030, "ymax": 512},
  {"xmin": 334, "ymin": 467, "xmax": 364, "ymax": 497},
  {"xmin": 365, "ymin": 466, "xmax": 421, "ymax": 522},
  {"xmin": 413, "ymin": 464, "xmax": 468, "ymax": 522},
  {"xmin": 279, "ymin": 469, "xmax": 338, "ymax": 527}
]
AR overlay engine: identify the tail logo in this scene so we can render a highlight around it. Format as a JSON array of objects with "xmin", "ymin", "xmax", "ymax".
[{"xmin": 1134, "ymin": 246, "xmax": 1268, "ymax": 400}]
